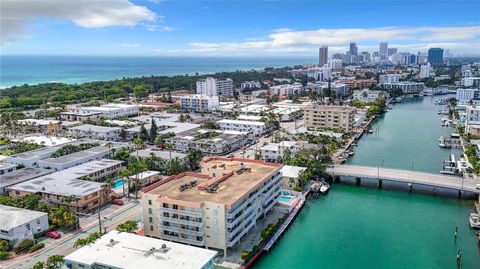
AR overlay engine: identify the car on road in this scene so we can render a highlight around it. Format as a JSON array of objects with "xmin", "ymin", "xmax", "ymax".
[
  {"xmin": 476, "ymin": 184, "xmax": 480, "ymax": 190},
  {"xmin": 45, "ymin": 230, "xmax": 61, "ymax": 239},
  {"xmin": 111, "ymin": 198, "xmax": 124, "ymax": 206},
  {"xmin": 227, "ymin": 153, "xmax": 234, "ymax": 158}
]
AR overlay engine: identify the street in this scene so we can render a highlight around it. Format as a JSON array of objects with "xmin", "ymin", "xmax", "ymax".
[{"xmin": 1, "ymin": 200, "xmax": 142, "ymax": 269}]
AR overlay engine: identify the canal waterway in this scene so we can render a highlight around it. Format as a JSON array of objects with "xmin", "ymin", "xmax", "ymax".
[{"xmin": 255, "ymin": 95, "xmax": 480, "ymax": 269}]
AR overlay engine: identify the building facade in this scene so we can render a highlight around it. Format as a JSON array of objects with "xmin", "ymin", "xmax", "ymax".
[
  {"xmin": 304, "ymin": 104, "xmax": 356, "ymax": 133},
  {"xmin": 319, "ymin": 46, "xmax": 328, "ymax": 66},
  {"xmin": 382, "ymin": 82, "xmax": 425, "ymax": 94},
  {"xmin": 0, "ymin": 205, "xmax": 49, "ymax": 246},
  {"xmin": 179, "ymin": 95, "xmax": 220, "ymax": 112},
  {"xmin": 141, "ymin": 157, "xmax": 283, "ymax": 255},
  {"xmin": 428, "ymin": 48, "xmax": 444, "ymax": 66},
  {"xmin": 196, "ymin": 77, "xmax": 233, "ymax": 96}
]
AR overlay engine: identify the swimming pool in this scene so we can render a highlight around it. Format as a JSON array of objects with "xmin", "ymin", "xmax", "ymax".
[
  {"xmin": 113, "ymin": 179, "xmax": 126, "ymax": 189},
  {"xmin": 278, "ymin": 195, "xmax": 293, "ymax": 204}
]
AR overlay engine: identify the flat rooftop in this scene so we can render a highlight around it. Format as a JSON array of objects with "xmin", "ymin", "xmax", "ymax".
[
  {"xmin": 9, "ymin": 159, "xmax": 121, "ymax": 196},
  {"xmin": 12, "ymin": 136, "xmax": 76, "ymax": 147},
  {"xmin": 64, "ymin": 230, "xmax": 217, "ymax": 269},
  {"xmin": 69, "ymin": 124, "xmax": 122, "ymax": 133},
  {"xmin": 137, "ymin": 149, "xmax": 187, "ymax": 160},
  {"xmin": 217, "ymin": 119, "xmax": 265, "ymax": 126},
  {"xmin": 144, "ymin": 157, "xmax": 282, "ymax": 208},
  {"xmin": 0, "ymin": 168, "xmax": 53, "ymax": 189}
]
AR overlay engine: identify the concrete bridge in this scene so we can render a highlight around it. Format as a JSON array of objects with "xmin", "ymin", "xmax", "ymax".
[{"xmin": 325, "ymin": 165, "xmax": 480, "ymax": 198}]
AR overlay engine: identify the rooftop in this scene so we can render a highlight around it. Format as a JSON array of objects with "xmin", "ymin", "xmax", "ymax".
[
  {"xmin": 0, "ymin": 205, "xmax": 48, "ymax": 230},
  {"xmin": 69, "ymin": 124, "xmax": 122, "ymax": 133},
  {"xmin": 129, "ymin": 171, "xmax": 161, "ymax": 180},
  {"xmin": 217, "ymin": 119, "xmax": 265, "ymax": 126},
  {"xmin": 11, "ymin": 136, "xmax": 76, "ymax": 147},
  {"xmin": 136, "ymin": 149, "xmax": 187, "ymax": 160},
  {"xmin": 64, "ymin": 230, "xmax": 217, "ymax": 269},
  {"xmin": 280, "ymin": 165, "xmax": 307, "ymax": 179},
  {"xmin": 143, "ymin": 157, "xmax": 282, "ymax": 208},
  {"xmin": 9, "ymin": 159, "xmax": 121, "ymax": 196},
  {"xmin": 0, "ymin": 168, "xmax": 53, "ymax": 189},
  {"xmin": 17, "ymin": 119, "xmax": 60, "ymax": 125}
]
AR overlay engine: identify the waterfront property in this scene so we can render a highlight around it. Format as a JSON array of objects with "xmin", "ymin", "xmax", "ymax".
[
  {"xmin": 141, "ymin": 157, "xmax": 283, "ymax": 256},
  {"xmin": 382, "ymin": 81, "xmax": 425, "ymax": 94},
  {"xmin": 0, "ymin": 205, "xmax": 49, "ymax": 246},
  {"xmin": 303, "ymin": 104, "xmax": 356, "ymax": 133},
  {"xmin": 64, "ymin": 230, "xmax": 217, "ymax": 269}
]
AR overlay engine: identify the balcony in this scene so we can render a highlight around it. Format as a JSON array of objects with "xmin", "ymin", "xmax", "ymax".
[
  {"xmin": 161, "ymin": 234, "xmax": 205, "ymax": 246},
  {"xmin": 159, "ymin": 216, "xmax": 203, "ymax": 227},
  {"xmin": 159, "ymin": 225, "xmax": 204, "ymax": 236},
  {"xmin": 161, "ymin": 207, "xmax": 203, "ymax": 217}
]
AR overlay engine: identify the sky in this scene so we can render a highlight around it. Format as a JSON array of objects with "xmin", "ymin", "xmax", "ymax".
[{"xmin": 1, "ymin": 0, "xmax": 480, "ymax": 56}]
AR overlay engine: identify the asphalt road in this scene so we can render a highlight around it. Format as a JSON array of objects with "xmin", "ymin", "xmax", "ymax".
[{"xmin": 1, "ymin": 201, "xmax": 142, "ymax": 269}]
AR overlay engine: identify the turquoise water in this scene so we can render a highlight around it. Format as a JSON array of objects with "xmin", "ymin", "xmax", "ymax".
[
  {"xmin": 0, "ymin": 56, "xmax": 313, "ymax": 87},
  {"xmin": 278, "ymin": 196, "xmax": 293, "ymax": 204},
  {"xmin": 113, "ymin": 179, "xmax": 125, "ymax": 189},
  {"xmin": 256, "ymin": 185, "xmax": 480, "ymax": 269},
  {"xmin": 347, "ymin": 95, "xmax": 459, "ymax": 173},
  {"xmin": 255, "ymin": 95, "xmax": 480, "ymax": 269}
]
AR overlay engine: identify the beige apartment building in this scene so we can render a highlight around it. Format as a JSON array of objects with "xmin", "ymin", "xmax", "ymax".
[
  {"xmin": 141, "ymin": 157, "xmax": 283, "ymax": 255},
  {"xmin": 304, "ymin": 104, "xmax": 356, "ymax": 133}
]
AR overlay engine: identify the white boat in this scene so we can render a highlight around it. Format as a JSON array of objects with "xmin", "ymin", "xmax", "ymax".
[
  {"xmin": 438, "ymin": 136, "xmax": 444, "ymax": 142},
  {"xmin": 470, "ymin": 213, "xmax": 480, "ymax": 229},
  {"xmin": 439, "ymin": 143, "xmax": 446, "ymax": 148},
  {"xmin": 320, "ymin": 182, "xmax": 330, "ymax": 193}
]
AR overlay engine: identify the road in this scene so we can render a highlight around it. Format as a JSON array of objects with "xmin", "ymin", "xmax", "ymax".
[
  {"xmin": 1, "ymin": 201, "xmax": 142, "ymax": 269},
  {"xmin": 326, "ymin": 165, "xmax": 480, "ymax": 193}
]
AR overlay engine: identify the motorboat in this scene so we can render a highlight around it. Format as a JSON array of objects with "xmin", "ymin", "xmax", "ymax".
[
  {"xmin": 320, "ymin": 182, "xmax": 330, "ymax": 193},
  {"xmin": 469, "ymin": 213, "xmax": 480, "ymax": 229}
]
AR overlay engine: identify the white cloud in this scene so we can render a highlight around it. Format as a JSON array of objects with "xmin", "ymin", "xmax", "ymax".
[
  {"xmin": 121, "ymin": 43, "xmax": 140, "ymax": 48},
  {"xmin": 187, "ymin": 25, "xmax": 480, "ymax": 55},
  {"xmin": 1, "ymin": 0, "xmax": 157, "ymax": 45}
]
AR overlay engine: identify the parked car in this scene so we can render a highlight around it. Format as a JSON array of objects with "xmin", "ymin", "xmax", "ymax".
[
  {"xmin": 45, "ymin": 231, "xmax": 61, "ymax": 239},
  {"xmin": 111, "ymin": 199, "xmax": 124, "ymax": 206},
  {"xmin": 476, "ymin": 184, "xmax": 480, "ymax": 190}
]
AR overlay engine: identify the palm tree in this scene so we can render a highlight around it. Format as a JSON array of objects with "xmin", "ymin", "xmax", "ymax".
[
  {"xmin": 46, "ymin": 255, "xmax": 64, "ymax": 268},
  {"xmin": 117, "ymin": 170, "xmax": 130, "ymax": 197},
  {"xmin": 165, "ymin": 143, "xmax": 173, "ymax": 162}
]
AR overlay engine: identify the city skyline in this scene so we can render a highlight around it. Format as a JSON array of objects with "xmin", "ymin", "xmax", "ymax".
[{"xmin": 1, "ymin": 0, "xmax": 480, "ymax": 56}]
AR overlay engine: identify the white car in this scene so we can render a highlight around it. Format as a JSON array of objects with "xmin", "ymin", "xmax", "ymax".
[{"xmin": 476, "ymin": 184, "xmax": 480, "ymax": 190}]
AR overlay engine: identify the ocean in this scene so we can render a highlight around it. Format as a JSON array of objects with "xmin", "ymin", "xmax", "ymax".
[{"xmin": 0, "ymin": 55, "xmax": 314, "ymax": 88}]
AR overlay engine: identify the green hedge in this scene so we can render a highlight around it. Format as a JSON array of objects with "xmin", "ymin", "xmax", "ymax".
[
  {"xmin": 0, "ymin": 251, "xmax": 10, "ymax": 260},
  {"xmin": 13, "ymin": 239, "xmax": 35, "ymax": 254},
  {"xmin": 29, "ymin": 243, "xmax": 45, "ymax": 253}
]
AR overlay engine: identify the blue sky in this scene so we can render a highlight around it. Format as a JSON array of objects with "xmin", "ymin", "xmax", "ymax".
[{"xmin": 1, "ymin": 0, "xmax": 480, "ymax": 56}]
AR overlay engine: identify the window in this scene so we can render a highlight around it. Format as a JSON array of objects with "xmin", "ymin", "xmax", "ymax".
[
  {"xmin": 36, "ymin": 219, "xmax": 40, "ymax": 225},
  {"xmin": 149, "ymin": 217, "xmax": 153, "ymax": 223},
  {"xmin": 150, "ymin": 225, "xmax": 153, "ymax": 232},
  {"xmin": 172, "ymin": 204, "xmax": 178, "ymax": 210},
  {"xmin": 148, "ymin": 199, "xmax": 152, "ymax": 205},
  {"xmin": 148, "ymin": 208, "xmax": 153, "ymax": 214},
  {"xmin": 26, "ymin": 224, "xmax": 31, "ymax": 230}
]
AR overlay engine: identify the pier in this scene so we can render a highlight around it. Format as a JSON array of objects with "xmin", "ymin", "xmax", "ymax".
[{"xmin": 326, "ymin": 165, "xmax": 480, "ymax": 197}]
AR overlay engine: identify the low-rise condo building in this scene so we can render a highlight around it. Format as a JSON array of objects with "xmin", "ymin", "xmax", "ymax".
[
  {"xmin": 16, "ymin": 119, "xmax": 61, "ymax": 134},
  {"xmin": 8, "ymin": 159, "xmax": 122, "ymax": 212},
  {"xmin": 352, "ymin": 89, "xmax": 389, "ymax": 103},
  {"xmin": 260, "ymin": 140, "xmax": 312, "ymax": 162},
  {"xmin": 64, "ymin": 230, "xmax": 217, "ymax": 269},
  {"xmin": 67, "ymin": 124, "xmax": 122, "ymax": 141},
  {"xmin": 382, "ymin": 81, "xmax": 425, "ymax": 94},
  {"xmin": 304, "ymin": 104, "xmax": 356, "ymax": 133},
  {"xmin": 165, "ymin": 129, "xmax": 248, "ymax": 155},
  {"xmin": 76, "ymin": 103, "xmax": 139, "ymax": 119},
  {"xmin": 141, "ymin": 157, "xmax": 283, "ymax": 255},
  {"xmin": 217, "ymin": 119, "xmax": 266, "ymax": 136}
]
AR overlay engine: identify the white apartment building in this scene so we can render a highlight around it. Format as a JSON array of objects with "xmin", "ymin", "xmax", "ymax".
[
  {"xmin": 352, "ymin": 89, "xmax": 388, "ymax": 103},
  {"xmin": 261, "ymin": 141, "xmax": 310, "ymax": 162},
  {"xmin": 217, "ymin": 119, "xmax": 266, "ymax": 136},
  {"xmin": 269, "ymin": 83, "xmax": 304, "ymax": 96},
  {"xmin": 313, "ymin": 82, "xmax": 349, "ymax": 97},
  {"xmin": 382, "ymin": 82, "xmax": 425, "ymax": 94},
  {"xmin": 379, "ymin": 74, "xmax": 401, "ymax": 85},
  {"xmin": 0, "ymin": 163, "xmax": 16, "ymax": 175},
  {"xmin": 196, "ymin": 77, "xmax": 233, "ymax": 96},
  {"xmin": 0, "ymin": 205, "xmax": 49, "ymax": 246},
  {"xmin": 65, "ymin": 230, "xmax": 217, "ymax": 269},
  {"xmin": 327, "ymin": 59, "xmax": 343, "ymax": 70},
  {"xmin": 466, "ymin": 106, "xmax": 480, "ymax": 136},
  {"xmin": 241, "ymin": 81, "xmax": 261, "ymax": 89},
  {"xmin": 179, "ymin": 95, "xmax": 220, "ymax": 112},
  {"xmin": 141, "ymin": 157, "xmax": 283, "ymax": 255},
  {"xmin": 77, "ymin": 103, "xmax": 139, "ymax": 119},
  {"xmin": 456, "ymin": 88, "xmax": 480, "ymax": 103},
  {"xmin": 419, "ymin": 62, "xmax": 432, "ymax": 79},
  {"xmin": 462, "ymin": 77, "xmax": 480, "ymax": 87}
]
